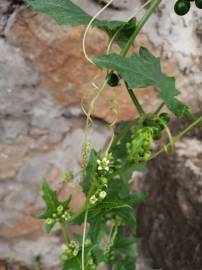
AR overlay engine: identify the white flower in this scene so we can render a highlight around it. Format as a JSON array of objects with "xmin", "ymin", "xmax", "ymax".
[
  {"xmin": 89, "ymin": 195, "xmax": 98, "ymax": 204},
  {"xmin": 105, "ymin": 166, "xmax": 109, "ymax": 171},
  {"xmin": 97, "ymin": 156, "xmax": 111, "ymax": 172},
  {"xmin": 99, "ymin": 191, "xmax": 107, "ymax": 199}
]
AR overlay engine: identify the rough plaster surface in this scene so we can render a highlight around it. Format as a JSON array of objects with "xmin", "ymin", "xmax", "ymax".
[
  {"xmin": 0, "ymin": 1, "xmax": 201, "ymax": 270},
  {"xmin": 138, "ymin": 119, "xmax": 202, "ymax": 270},
  {"xmin": 0, "ymin": 14, "xmax": 111, "ymax": 268}
]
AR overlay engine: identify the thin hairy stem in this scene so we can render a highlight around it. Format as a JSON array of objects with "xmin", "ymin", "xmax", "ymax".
[
  {"xmin": 133, "ymin": 0, "xmax": 154, "ymax": 17},
  {"xmin": 125, "ymin": 83, "xmax": 145, "ymax": 115},
  {"xmin": 107, "ymin": 0, "xmax": 154, "ymax": 54},
  {"xmin": 82, "ymin": 210, "xmax": 89, "ymax": 270},
  {"xmin": 155, "ymin": 102, "xmax": 165, "ymax": 114},
  {"xmin": 158, "ymin": 117, "xmax": 175, "ymax": 153},
  {"xmin": 121, "ymin": 0, "xmax": 162, "ymax": 57},
  {"xmin": 60, "ymin": 223, "xmax": 69, "ymax": 244},
  {"xmin": 34, "ymin": 256, "xmax": 41, "ymax": 270},
  {"xmin": 152, "ymin": 116, "xmax": 202, "ymax": 159}
]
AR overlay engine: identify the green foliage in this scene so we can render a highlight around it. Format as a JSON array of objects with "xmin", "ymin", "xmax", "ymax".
[
  {"xmin": 63, "ymin": 254, "xmax": 82, "ymax": 270},
  {"xmin": 81, "ymin": 149, "xmax": 99, "ymax": 195},
  {"xmin": 94, "ymin": 47, "xmax": 189, "ymax": 117},
  {"xmin": 24, "ymin": 0, "xmax": 124, "ymax": 29},
  {"xmin": 24, "ymin": 0, "xmax": 202, "ymax": 269},
  {"xmin": 24, "ymin": 0, "xmax": 139, "ymax": 50},
  {"xmin": 102, "ymin": 17, "xmax": 137, "ymax": 49},
  {"xmin": 38, "ymin": 180, "xmax": 71, "ymax": 232}
]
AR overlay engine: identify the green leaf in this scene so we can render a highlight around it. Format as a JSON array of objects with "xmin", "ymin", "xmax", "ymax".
[
  {"xmin": 114, "ymin": 208, "xmax": 137, "ymax": 232},
  {"xmin": 38, "ymin": 180, "xmax": 60, "ymax": 219},
  {"xmin": 63, "ymin": 255, "xmax": 82, "ymax": 270},
  {"xmin": 89, "ymin": 216, "xmax": 105, "ymax": 244},
  {"xmin": 81, "ymin": 149, "xmax": 99, "ymax": 195},
  {"xmin": 24, "ymin": 0, "xmax": 124, "ymax": 29},
  {"xmin": 100, "ymin": 17, "xmax": 136, "ymax": 49},
  {"xmin": 93, "ymin": 200, "xmax": 132, "ymax": 211},
  {"xmin": 124, "ymin": 192, "xmax": 146, "ymax": 207},
  {"xmin": 93, "ymin": 47, "xmax": 189, "ymax": 117},
  {"xmin": 38, "ymin": 180, "xmax": 71, "ymax": 232}
]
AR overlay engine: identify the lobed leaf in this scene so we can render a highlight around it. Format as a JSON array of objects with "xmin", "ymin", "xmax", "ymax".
[
  {"xmin": 94, "ymin": 47, "xmax": 189, "ymax": 117},
  {"xmin": 24, "ymin": 0, "xmax": 124, "ymax": 29}
]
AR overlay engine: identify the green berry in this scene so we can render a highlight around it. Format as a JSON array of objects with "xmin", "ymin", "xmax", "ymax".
[
  {"xmin": 174, "ymin": 0, "xmax": 191, "ymax": 15},
  {"xmin": 142, "ymin": 118, "xmax": 153, "ymax": 127},
  {"xmin": 107, "ymin": 73, "xmax": 119, "ymax": 87},
  {"xmin": 159, "ymin": 113, "xmax": 170, "ymax": 125},
  {"xmin": 195, "ymin": 0, "xmax": 202, "ymax": 8}
]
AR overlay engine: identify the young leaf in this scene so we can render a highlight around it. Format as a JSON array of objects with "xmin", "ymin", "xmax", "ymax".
[
  {"xmin": 100, "ymin": 17, "xmax": 136, "ymax": 49},
  {"xmin": 94, "ymin": 47, "xmax": 189, "ymax": 117},
  {"xmin": 24, "ymin": 0, "xmax": 124, "ymax": 29}
]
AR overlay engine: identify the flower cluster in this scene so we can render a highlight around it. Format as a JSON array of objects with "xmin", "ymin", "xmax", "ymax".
[
  {"xmin": 61, "ymin": 241, "xmax": 80, "ymax": 261},
  {"xmin": 143, "ymin": 113, "xmax": 170, "ymax": 141},
  {"xmin": 97, "ymin": 153, "xmax": 112, "ymax": 173},
  {"xmin": 127, "ymin": 127, "xmax": 153, "ymax": 162},
  {"xmin": 62, "ymin": 170, "xmax": 74, "ymax": 183},
  {"xmin": 89, "ymin": 153, "xmax": 113, "ymax": 205},
  {"xmin": 86, "ymin": 252, "xmax": 96, "ymax": 270},
  {"xmin": 46, "ymin": 205, "xmax": 72, "ymax": 225},
  {"xmin": 89, "ymin": 175, "xmax": 108, "ymax": 205}
]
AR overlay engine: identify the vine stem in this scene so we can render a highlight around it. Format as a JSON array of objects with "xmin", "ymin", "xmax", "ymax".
[
  {"xmin": 155, "ymin": 102, "xmax": 165, "ymax": 114},
  {"xmin": 120, "ymin": 0, "xmax": 162, "ymax": 57},
  {"xmin": 34, "ymin": 257, "xmax": 41, "ymax": 270},
  {"xmin": 152, "ymin": 116, "xmax": 202, "ymax": 159},
  {"xmin": 125, "ymin": 82, "xmax": 145, "ymax": 115},
  {"xmin": 60, "ymin": 223, "xmax": 69, "ymax": 244},
  {"xmin": 82, "ymin": 209, "xmax": 89, "ymax": 270}
]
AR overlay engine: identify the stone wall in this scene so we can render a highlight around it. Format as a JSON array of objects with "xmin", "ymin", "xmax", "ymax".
[
  {"xmin": 137, "ymin": 117, "xmax": 202, "ymax": 270},
  {"xmin": 0, "ymin": 0, "xmax": 202, "ymax": 269}
]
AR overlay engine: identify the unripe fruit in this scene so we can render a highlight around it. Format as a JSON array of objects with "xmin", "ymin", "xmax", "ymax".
[
  {"xmin": 195, "ymin": 0, "xmax": 202, "ymax": 8},
  {"xmin": 174, "ymin": 0, "xmax": 191, "ymax": 15},
  {"xmin": 107, "ymin": 72, "xmax": 119, "ymax": 87}
]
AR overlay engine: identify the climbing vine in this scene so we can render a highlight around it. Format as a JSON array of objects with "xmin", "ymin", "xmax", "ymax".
[{"xmin": 24, "ymin": 0, "xmax": 202, "ymax": 269}]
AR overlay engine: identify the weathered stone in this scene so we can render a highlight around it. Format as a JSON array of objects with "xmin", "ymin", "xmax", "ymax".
[
  {"xmin": 0, "ymin": 216, "xmax": 43, "ymax": 239},
  {"xmin": 137, "ymin": 117, "xmax": 202, "ymax": 270},
  {"xmin": 10, "ymin": 8, "xmax": 158, "ymax": 123},
  {"xmin": 0, "ymin": 143, "xmax": 29, "ymax": 180},
  {"xmin": 0, "ymin": 236, "xmax": 61, "ymax": 268},
  {"xmin": 0, "ymin": 117, "xmax": 28, "ymax": 143}
]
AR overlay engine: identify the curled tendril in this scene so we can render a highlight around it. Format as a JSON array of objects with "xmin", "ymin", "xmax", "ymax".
[
  {"xmin": 82, "ymin": 0, "xmax": 114, "ymax": 64},
  {"xmin": 158, "ymin": 117, "xmax": 175, "ymax": 154}
]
